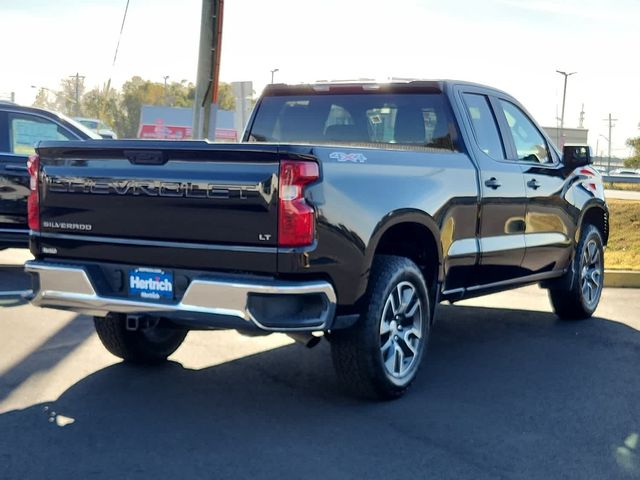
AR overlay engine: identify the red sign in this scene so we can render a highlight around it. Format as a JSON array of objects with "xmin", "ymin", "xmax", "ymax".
[
  {"xmin": 215, "ymin": 128, "xmax": 238, "ymax": 141},
  {"xmin": 138, "ymin": 123, "xmax": 237, "ymax": 142},
  {"xmin": 138, "ymin": 124, "xmax": 192, "ymax": 140}
]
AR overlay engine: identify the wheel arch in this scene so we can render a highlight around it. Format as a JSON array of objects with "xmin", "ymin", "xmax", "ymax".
[
  {"xmin": 578, "ymin": 201, "xmax": 609, "ymax": 246},
  {"xmin": 361, "ymin": 210, "xmax": 443, "ymax": 300}
]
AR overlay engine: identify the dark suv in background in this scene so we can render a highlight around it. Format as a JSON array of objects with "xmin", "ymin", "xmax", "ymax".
[{"xmin": 0, "ymin": 102, "xmax": 99, "ymax": 247}]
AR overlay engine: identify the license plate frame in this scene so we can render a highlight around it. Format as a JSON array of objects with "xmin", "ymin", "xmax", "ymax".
[{"xmin": 128, "ymin": 268, "xmax": 174, "ymax": 301}]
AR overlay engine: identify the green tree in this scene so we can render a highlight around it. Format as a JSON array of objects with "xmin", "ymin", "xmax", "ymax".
[
  {"xmin": 32, "ymin": 75, "xmax": 237, "ymax": 138},
  {"xmin": 82, "ymin": 85, "xmax": 124, "ymax": 134},
  {"xmin": 119, "ymin": 76, "xmax": 163, "ymax": 137},
  {"xmin": 217, "ymin": 83, "xmax": 236, "ymax": 110},
  {"xmin": 624, "ymin": 137, "xmax": 640, "ymax": 169},
  {"xmin": 32, "ymin": 88, "xmax": 57, "ymax": 111},
  {"xmin": 166, "ymin": 79, "xmax": 195, "ymax": 107},
  {"xmin": 54, "ymin": 77, "xmax": 86, "ymax": 117}
]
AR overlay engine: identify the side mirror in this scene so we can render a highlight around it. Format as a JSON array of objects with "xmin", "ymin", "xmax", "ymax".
[{"xmin": 563, "ymin": 144, "xmax": 592, "ymax": 168}]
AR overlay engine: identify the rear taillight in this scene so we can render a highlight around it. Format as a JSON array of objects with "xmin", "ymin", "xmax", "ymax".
[
  {"xmin": 278, "ymin": 160, "xmax": 319, "ymax": 247},
  {"xmin": 27, "ymin": 154, "xmax": 40, "ymax": 231}
]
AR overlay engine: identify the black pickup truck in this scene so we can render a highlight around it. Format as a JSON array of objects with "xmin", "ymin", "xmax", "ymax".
[{"xmin": 26, "ymin": 80, "xmax": 608, "ymax": 399}]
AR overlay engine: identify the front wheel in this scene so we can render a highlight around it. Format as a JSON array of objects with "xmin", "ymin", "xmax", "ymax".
[
  {"xmin": 330, "ymin": 255, "xmax": 431, "ymax": 400},
  {"xmin": 94, "ymin": 314, "xmax": 188, "ymax": 364},
  {"xmin": 548, "ymin": 224, "xmax": 604, "ymax": 320}
]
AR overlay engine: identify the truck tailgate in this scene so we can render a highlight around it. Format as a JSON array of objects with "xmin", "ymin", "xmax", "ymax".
[{"xmin": 35, "ymin": 142, "xmax": 280, "ymax": 272}]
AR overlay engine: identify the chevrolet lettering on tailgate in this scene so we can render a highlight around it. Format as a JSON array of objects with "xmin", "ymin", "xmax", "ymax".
[{"xmin": 46, "ymin": 176, "xmax": 260, "ymax": 199}]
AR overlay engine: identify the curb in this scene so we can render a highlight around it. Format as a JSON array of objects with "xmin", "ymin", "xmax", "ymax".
[{"xmin": 604, "ymin": 270, "xmax": 640, "ymax": 288}]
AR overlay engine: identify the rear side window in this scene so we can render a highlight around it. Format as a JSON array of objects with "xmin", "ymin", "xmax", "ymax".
[
  {"xmin": 462, "ymin": 93, "xmax": 505, "ymax": 160},
  {"xmin": 249, "ymin": 93, "xmax": 457, "ymax": 151},
  {"xmin": 8, "ymin": 113, "xmax": 76, "ymax": 155}
]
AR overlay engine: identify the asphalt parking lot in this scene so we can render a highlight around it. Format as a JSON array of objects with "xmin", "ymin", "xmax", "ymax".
[{"xmin": 1, "ymin": 254, "xmax": 639, "ymax": 479}]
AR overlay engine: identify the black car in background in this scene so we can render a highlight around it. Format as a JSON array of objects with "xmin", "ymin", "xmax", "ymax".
[{"xmin": 0, "ymin": 102, "xmax": 99, "ymax": 247}]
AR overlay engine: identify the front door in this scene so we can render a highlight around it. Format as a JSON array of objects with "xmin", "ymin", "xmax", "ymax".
[
  {"xmin": 457, "ymin": 91, "xmax": 528, "ymax": 287},
  {"xmin": 494, "ymin": 99, "xmax": 574, "ymax": 275}
]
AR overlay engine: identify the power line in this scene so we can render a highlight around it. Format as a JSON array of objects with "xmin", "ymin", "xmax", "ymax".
[
  {"xmin": 100, "ymin": 0, "xmax": 130, "ymax": 122},
  {"xmin": 112, "ymin": 0, "xmax": 131, "ymax": 68}
]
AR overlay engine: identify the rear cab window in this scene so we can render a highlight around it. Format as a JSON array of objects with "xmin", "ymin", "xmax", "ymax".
[{"xmin": 248, "ymin": 89, "xmax": 458, "ymax": 151}]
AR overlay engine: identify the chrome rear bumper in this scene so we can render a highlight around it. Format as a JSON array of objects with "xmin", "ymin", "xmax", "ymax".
[{"xmin": 25, "ymin": 261, "xmax": 337, "ymax": 332}]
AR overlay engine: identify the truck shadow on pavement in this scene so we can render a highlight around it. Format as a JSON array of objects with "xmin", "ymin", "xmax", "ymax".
[{"xmin": 1, "ymin": 305, "xmax": 639, "ymax": 479}]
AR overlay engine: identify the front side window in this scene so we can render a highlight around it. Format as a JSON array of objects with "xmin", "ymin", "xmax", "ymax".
[
  {"xmin": 249, "ymin": 92, "xmax": 457, "ymax": 151},
  {"xmin": 462, "ymin": 93, "xmax": 505, "ymax": 160},
  {"xmin": 8, "ymin": 113, "xmax": 76, "ymax": 155},
  {"xmin": 499, "ymin": 100, "xmax": 551, "ymax": 164}
]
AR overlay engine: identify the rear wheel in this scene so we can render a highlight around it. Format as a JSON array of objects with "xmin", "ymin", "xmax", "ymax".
[
  {"xmin": 548, "ymin": 224, "xmax": 604, "ymax": 320},
  {"xmin": 330, "ymin": 255, "xmax": 431, "ymax": 400},
  {"xmin": 94, "ymin": 314, "xmax": 188, "ymax": 363}
]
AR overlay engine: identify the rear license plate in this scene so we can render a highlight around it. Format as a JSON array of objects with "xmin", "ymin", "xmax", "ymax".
[{"xmin": 128, "ymin": 268, "xmax": 174, "ymax": 301}]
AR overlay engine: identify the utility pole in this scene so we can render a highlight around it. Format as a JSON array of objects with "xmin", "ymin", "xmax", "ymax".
[
  {"xmin": 603, "ymin": 113, "xmax": 618, "ymax": 174},
  {"xmin": 10, "ymin": 92, "xmax": 15, "ymax": 103},
  {"xmin": 578, "ymin": 103, "xmax": 585, "ymax": 129},
  {"xmin": 192, "ymin": 0, "xmax": 224, "ymax": 140},
  {"xmin": 163, "ymin": 75, "xmax": 169, "ymax": 106},
  {"xmin": 70, "ymin": 72, "xmax": 85, "ymax": 116},
  {"xmin": 556, "ymin": 70, "xmax": 576, "ymax": 147}
]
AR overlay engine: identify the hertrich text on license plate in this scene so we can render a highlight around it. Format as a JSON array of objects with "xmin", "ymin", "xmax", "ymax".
[{"xmin": 129, "ymin": 268, "xmax": 174, "ymax": 300}]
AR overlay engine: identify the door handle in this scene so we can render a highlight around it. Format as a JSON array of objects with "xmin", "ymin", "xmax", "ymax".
[
  {"xmin": 484, "ymin": 177, "xmax": 501, "ymax": 189},
  {"xmin": 4, "ymin": 164, "xmax": 27, "ymax": 171},
  {"xmin": 527, "ymin": 178, "xmax": 541, "ymax": 190}
]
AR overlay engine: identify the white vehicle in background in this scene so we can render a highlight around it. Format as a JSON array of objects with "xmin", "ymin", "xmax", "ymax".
[
  {"xmin": 609, "ymin": 168, "xmax": 640, "ymax": 177},
  {"xmin": 74, "ymin": 117, "xmax": 118, "ymax": 139}
]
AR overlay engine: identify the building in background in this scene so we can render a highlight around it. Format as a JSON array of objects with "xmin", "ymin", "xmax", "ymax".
[
  {"xmin": 591, "ymin": 155, "xmax": 624, "ymax": 170},
  {"xmin": 0, "ymin": 92, "xmax": 15, "ymax": 102},
  {"xmin": 542, "ymin": 126, "xmax": 588, "ymax": 149}
]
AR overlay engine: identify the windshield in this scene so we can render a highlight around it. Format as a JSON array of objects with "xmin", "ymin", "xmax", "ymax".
[
  {"xmin": 248, "ymin": 93, "xmax": 457, "ymax": 150},
  {"xmin": 77, "ymin": 119, "xmax": 99, "ymax": 130},
  {"xmin": 58, "ymin": 114, "xmax": 102, "ymax": 139}
]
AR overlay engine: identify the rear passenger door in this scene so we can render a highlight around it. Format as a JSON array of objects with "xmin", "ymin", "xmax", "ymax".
[
  {"xmin": 494, "ymin": 99, "xmax": 574, "ymax": 276},
  {"xmin": 457, "ymin": 89, "xmax": 528, "ymax": 287}
]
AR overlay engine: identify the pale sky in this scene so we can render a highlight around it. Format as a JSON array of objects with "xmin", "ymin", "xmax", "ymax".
[{"xmin": 1, "ymin": 0, "xmax": 638, "ymax": 154}]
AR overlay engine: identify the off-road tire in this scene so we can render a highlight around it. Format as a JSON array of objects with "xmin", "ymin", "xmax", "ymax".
[
  {"xmin": 94, "ymin": 314, "xmax": 188, "ymax": 364},
  {"xmin": 330, "ymin": 255, "xmax": 431, "ymax": 400}
]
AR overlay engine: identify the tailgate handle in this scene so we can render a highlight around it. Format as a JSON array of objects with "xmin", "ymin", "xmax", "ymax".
[{"xmin": 124, "ymin": 150, "xmax": 167, "ymax": 165}]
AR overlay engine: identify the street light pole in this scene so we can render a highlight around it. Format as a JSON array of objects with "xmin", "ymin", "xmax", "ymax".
[
  {"xmin": 270, "ymin": 68, "xmax": 279, "ymax": 84},
  {"xmin": 556, "ymin": 70, "xmax": 576, "ymax": 147}
]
